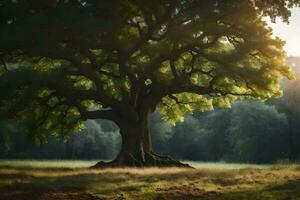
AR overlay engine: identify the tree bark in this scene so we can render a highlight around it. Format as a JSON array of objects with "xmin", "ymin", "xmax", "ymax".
[{"xmin": 91, "ymin": 109, "xmax": 191, "ymax": 168}]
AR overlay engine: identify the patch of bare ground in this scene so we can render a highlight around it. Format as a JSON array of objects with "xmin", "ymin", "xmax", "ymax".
[
  {"xmin": 209, "ymin": 178, "xmax": 240, "ymax": 186},
  {"xmin": 0, "ymin": 187, "xmax": 105, "ymax": 200},
  {"xmin": 156, "ymin": 185, "xmax": 218, "ymax": 200}
]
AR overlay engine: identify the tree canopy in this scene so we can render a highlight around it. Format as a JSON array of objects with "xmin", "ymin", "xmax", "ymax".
[
  {"xmin": 0, "ymin": 0, "xmax": 298, "ymax": 142},
  {"xmin": 1, "ymin": 57, "xmax": 300, "ymax": 164}
]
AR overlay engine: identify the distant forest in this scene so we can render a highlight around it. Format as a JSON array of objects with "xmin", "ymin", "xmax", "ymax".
[{"xmin": 1, "ymin": 57, "xmax": 300, "ymax": 164}]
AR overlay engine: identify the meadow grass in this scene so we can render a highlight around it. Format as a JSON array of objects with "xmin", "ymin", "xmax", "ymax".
[
  {"xmin": 0, "ymin": 160, "xmax": 271, "ymax": 169},
  {"xmin": 0, "ymin": 160, "xmax": 99, "ymax": 169},
  {"xmin": 0, "ymin": 160, "xmax": 300, "ymax": 200}
]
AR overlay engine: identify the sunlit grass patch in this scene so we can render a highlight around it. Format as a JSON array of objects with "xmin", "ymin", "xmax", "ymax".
[
  {"xmin": 184, "ymin": 161, "xmax": 271, "ymax": 170},
  {"xmin": 0, "ymin": 160, "xmax": 273, "ymax": 170},
  {"xmin": 0, "ymin": 160, "xmax": 99, "ymax": 169}
]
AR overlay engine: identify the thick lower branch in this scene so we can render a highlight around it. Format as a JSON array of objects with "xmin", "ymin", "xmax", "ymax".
[{"xmin": 82, "ymin": 110, "xmax": 116, "ymax": 120}]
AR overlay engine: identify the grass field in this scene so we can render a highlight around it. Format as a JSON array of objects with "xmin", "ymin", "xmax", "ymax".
[{"xmin": 0, "ymin": 160, "xmax": 300, "ymax": 200}]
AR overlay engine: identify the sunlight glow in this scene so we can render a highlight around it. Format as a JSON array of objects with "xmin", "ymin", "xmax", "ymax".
[{"xmin": 268, "ymin": 8, "xmax": 300, "ymax": 56}]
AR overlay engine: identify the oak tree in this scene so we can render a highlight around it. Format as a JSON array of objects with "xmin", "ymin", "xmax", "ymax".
[{"xmin": 0, "ymin": 0, "xmax": 298, "ymax": 167}]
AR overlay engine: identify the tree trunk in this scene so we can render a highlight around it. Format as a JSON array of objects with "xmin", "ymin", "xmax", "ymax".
[{"xmin": 91, "ymin": 109, "xmax": 191, "ymax": 168}]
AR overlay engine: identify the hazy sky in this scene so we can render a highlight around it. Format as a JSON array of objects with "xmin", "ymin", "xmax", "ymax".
[{"xmin": 268, "ymin": 8, "xmax": 300, "ymax": 56}]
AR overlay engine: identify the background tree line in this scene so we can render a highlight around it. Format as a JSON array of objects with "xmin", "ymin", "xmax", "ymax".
[{"xmin": 1, "ymin": 57, "xmax": 299, "ymax": 164}]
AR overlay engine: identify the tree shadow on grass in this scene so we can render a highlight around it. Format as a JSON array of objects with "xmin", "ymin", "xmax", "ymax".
[
  {"xmin": 0, "ymin": 186, "xmax": 104, "ymax": 200},
  {"xmin": 0, "ymin": 168, "xmax": 149, "ymax": 199},
  {"xmin": 0, "ymin": 173, "xmax": 122, "ymax": 200},
  {"xmin": 201, "ymin": 179, "xmax": 300, "ymax": 200}
]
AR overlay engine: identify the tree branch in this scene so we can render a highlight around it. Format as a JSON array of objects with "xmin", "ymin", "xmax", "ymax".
[{"xmin": 0, "ymin": 55, "xmax": 9, "ymax": 72}]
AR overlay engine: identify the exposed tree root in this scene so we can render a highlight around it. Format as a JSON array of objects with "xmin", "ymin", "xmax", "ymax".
[{"xmin": 90, "ymin": 151, "xmax": 193, "ymax": 169}]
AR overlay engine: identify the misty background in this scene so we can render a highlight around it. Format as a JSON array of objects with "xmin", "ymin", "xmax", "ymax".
[{"xmin": 1, "ymin": 57, "xmax": 300, "ymax": 164}]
